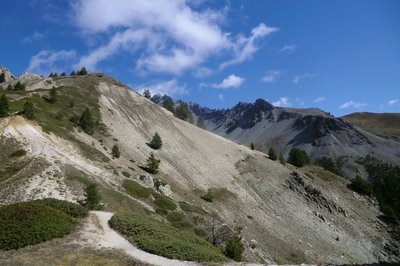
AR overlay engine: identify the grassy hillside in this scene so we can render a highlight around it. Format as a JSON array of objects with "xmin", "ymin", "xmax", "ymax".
[{"xmin": 342, "ymin": 112, "xmax": 400, "ymax": 139}]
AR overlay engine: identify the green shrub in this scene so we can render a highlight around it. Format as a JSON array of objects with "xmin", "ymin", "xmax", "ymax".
[
  {"xmin": 123, "ymin": 179, "xmax": 152, "ymax": 199},
  {"xmin": 287, "ymin": 147, "xmax": 310, "ymax": 167},
  {"xmin": 0, "ymin": 94, "xmax": 10, "ymax": 118},
  {"xmin": 146, "ymin": 152, "xmax": 160, "ymax": 174},
  {"xmin": 379, "ymin": 204, "xmax": 399, "ymax": 223},
  {"xmin": 167, "ymin": 211, "xmax": 191, "ymax": 229},
  {"xmin": 109, "ymin": 212, "xmax": 227, "ymax": 262},
  {"xmin": 143, "ymin": 89, "xmax": 151, "ymax": 99},
  {"xmin": 224, "ymin": 235, "xmax": 244, "ymax": 262},
  {"xmin": 153, "ymin": 194, "xmax": 176, "ymax": 211},
  {"xmin": 200, "ymin": 188, "xmax": 233, "ymax": 203},
  {"xmin": 23, "ymin": 100, "xmax": 34, "ymax": 119},
  {"xmin": 112, "ymin": 144, "xmax": 120, "ymax": 158},
  {"xmin": 0, "ymin": 202, "xmax": 77, "ymax": 250},
  {"xmin": 348, "ymin": 176, "xmax": 372, "ymax": 195},
  {"xmin": 122, "ymin": 171, "xmax": 130, "ymax": 178},
  {"xmin": 9, "ymin": 149, "xmax": 26, "ymax": 158},
  {"xmin": 268, "ymin": 147, "xmax": 277, "ymax": 160},
  {"xmin": 179, "ymin": 202, "xmax": 206, "ymax": 214},
  {"xmin": 150, "ymin": 132, "xmax": 162, "ymax": 149},
  {"xmin": 32, "ymin": 198, "xmax": 88, "ymax": 218},
  {"xmin": 81, "ymin": 183, "xmax": 102, "ymax": 210},
  {"xmin": 79, "ymin": 108, "xmax": 95, "ymax": 135},
  {"xmin": 315, "ymin": 157, "xmax": 343, "ymax": 176}
]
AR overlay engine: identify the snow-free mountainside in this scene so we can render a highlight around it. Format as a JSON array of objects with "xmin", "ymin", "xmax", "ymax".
[{"xmin": 0, "ymin": 67, "xmax": 399, "ymax": 265}]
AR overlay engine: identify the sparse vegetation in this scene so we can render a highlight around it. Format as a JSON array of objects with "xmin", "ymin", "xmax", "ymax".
[
  {"xmin": 150, "ymin": 132, "xmax": 162, "ymax": 149},
  {"xmin": 123, "ymin": 179, "xmax": 152, "ymax": 199},
  {"xmin": 179, "ymin": 202, "xmax": 206, "ymax": 214},
  {"xmin": 146, "ymin": 152, "xmax": 160, "ymax": 174},
  {"xmin": 167, "ymin": 211, "xmax": 191, "ymax": 229},
  {"xmin": 287, "ymin": 147, "xmax": 310, "ymax": 167},
  {"xmin": 0, "ymin": 202, "xmax": 79, "ymax": 251},
  {"xmin": 9, "ymin": 149, "xmax": 26, "ymax": 158},
  {"xmin": 201, "ymin": 188, "xmax": 234, "ymax": 203},
  {"xmin": 348, "ymin": 175, "xmax": 372, "ymax": 195},
  {"xmin": 315, "ymin": 156, "xmax": 343, "ymax": 176},
  {"xmin": 109, "ymin": 212, "xmax": 227, "ymax": 262},
  {"xmin": 112, "ymin": 144, "xmax": 120, "ymax": 158},
  {"xmin": 250, "ymin": 142, "xmax": 255, "ymax": 150},
  {"xmin": 224, "ymin": 233, "xmax": 244, "ymax": 262}
]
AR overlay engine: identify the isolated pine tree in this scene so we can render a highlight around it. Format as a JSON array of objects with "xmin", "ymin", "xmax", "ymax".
[
  {"xmin": 70, "ymin": 70, "xmax": 76, "ymax": 76},
  {"xmin": 48, "ymin": 86, "xmax": 57, "ymax": 103},
  {"xmin": 23, "ymin": 100, "xmax": 34, "ymax": 119},
  {"xmin": 175, "ymin": 102, "xmax": 193, "ymax": 122},
  {"xmin": 112, "ymin": 144, "xmax": 120, "ymax": 158},
  {"xmin": 60, "ymin": 72, "xmax": 66, "ymax": 77},
  {"xmin": 250, "ymin": 142, "xmax": 255, "ymax": 150},
  {"xmin": 279, "ymin": 153, "xmax": 286, "ymax": 165},
  {"xmin": 79, "ymin": 108, "xmax": 95, "ymax": 135},
  {"xmin": 6, "ymin": 84, "xmax": 13, "ymax": 91},
  {"xmin": 0, "ymin": 94, "xmax": 10, "ymax": 118},
  {"xmin": 146, "ymin": 152, "xmax": 160, "ymax": 174},
  {"xmin": 150, "ymin": 132, "xmax": 162, "ymax": 149},
  {"xmin": 143, "ymin": 89, "xmax": 151, "ymax": 99},
  {"xmin": 268, "ymin": 147, "xmax": 277, "ymax": 160}
]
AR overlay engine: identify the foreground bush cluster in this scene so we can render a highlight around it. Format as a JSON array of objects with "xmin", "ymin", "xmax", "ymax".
[
  {"xmin": 109, "ymin": 212, "xmax": 227, "ymax": 262},
  {"xmin": 0, "ymin": 199, "xmax": 87, "ymax": 251}
]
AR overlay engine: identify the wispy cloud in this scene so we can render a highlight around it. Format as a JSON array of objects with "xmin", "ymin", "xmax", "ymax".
[
  {"xmin": 388, "ymin": 99, "xmax": 399, "ymax": 106},
  {"xmin": 212, "ymin": 74, "xmax": 245, "ymax": 89},
  {"xmin": 136, "ymin": 79, "xmax": 188, "ymax": 96},
  {"xmin": 261, "ymin": 70, "xmax": 282, "ymax": 83},
  {"xmin": 218, "ymin": 94, "xmax": 224, "ymax": 101},
  {"xmin": 71, "ymin": 1, "xmax": 278, "ymax": 74},
  {"xmin": 339, "ymin": 101, "xmax": 367, "ymax": 109},
  {"xmin": 22, "ymin": 31, "xmax": 44, "ymax": 44},
  {"xmin": 273, "ymin": 97, "xmax": 292, "ymax": 107},
  {"xmin": 27, "ymin": 49, "xmax": 77, "ymax": 75},
  {"xmin": 313, "ymin": 96, "xmax": 326, "ymax": 103},
  {"xmin": 279, "ymin": 44, "xmax": 296, "ymax": 54},
  {"xmin": 293, "ymin": 73, "xmax": 317, "ymax": 84}
]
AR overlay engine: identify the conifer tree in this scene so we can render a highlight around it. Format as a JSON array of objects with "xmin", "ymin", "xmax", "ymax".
[
  {"xmin": 0, "ymin": 94, "xmax": 10, "ymax": 118},
  {"xmin": 150, "ymin": 132, "xmax": 162, "ymax": 149},
  {"xmin": 162, "ymin": 97, "xmax": 175, "ymax": 113},
  {"xmin": 23, "ymin": 100, "xmax": 34, "ymax": 119},
  {"xmin": 268, "ymin": 147, "xmax": 277, "ymax": 160},
  {"xmin": 78, "ymin": 67, "xmax": 88, "ymax": 75},
  {"xmin": 60, "ymin": 72, "xmax": 66, "ymax": 77},
  {"xmin": 70, "ymin": 70, "xmax": 76, "ymax": 76},
  {"xmin": 287, "ymin": 147, "xmax": 310, "ymax": 167},
  {"xmin": 48, "ymin": 86, "xmax": 57, "ymax": 103},
  {"xmin": 146, "ymin": 152, "xmax": 160, "ymax": 174},
  {"xmin": 279, "ymin": 153, "xmax": 286, "ymax": 165},
  {"xmin": 143, "ymin": 89, "xmax": 151, "ymax": 99},
  {"xmin": 196, "ymin": 117, "xmax": 206, "ymax": 129},
  {"xmin": 112, "ymin": 144, "xmax": 120, "ymax": 158},
  {"xmin": 6, "ymin": 84, "xmax": 13, "ymax": 91},
  {"xmin": 79, "ymin": 108, "xmax": 95, "ymax": 135},
  {"xmin": 250, "ymin": 142, "xmax": 255, "ymax": 150},
  {"xmin": 175, "ymin": 102, "xmax": 193, "ymax": 122}
]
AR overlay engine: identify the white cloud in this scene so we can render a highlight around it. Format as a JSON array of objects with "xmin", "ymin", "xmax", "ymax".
[
  {"xmin": 261, "ymin": 70, "xmax": 282, "ymax": 83},
  {"xmin": 339, "ymin": 101, "xmax": 367, "ymax": 109},
  {"xmin": 314, "ymin": 96, "xmax": 326, "ymax": 103},
  {"xmin": 388, "ymin": 99, "xmax": 399, "ymax": 106},
  {"xmin": 136, "ymin": 79, "xmax": 188, "ymax": 96},
  {"xmin": 27, "ymin": 49, "xmax": 77, "ymax": 75},
  {"xmin": 72, "ymin": 1, "xmax": 277, "ymax": 74},
  {"xmin": 22, "ymin": 31, "xmax": 44, "ymax": 44},
  {"xmin": 219, "ymin": 23, "xmax": 278, "ymax": 69},
  {"xmin": 293, "ymin": 73, "xmax": 317, "ymax": 84},
  {"xmin": 279, "ymin": 44, "xmax": 296, "ymax": 53},
  {"xmin": 273, "ymin": 97, "xmax": 292, "ymax": 107},
  {"xmin": 212, "ymin": 74, "xmax": 245, "ymax": 89},
  {"xmin": 218, "ymin": 94, "xmax": 224, "ymax": 101}
]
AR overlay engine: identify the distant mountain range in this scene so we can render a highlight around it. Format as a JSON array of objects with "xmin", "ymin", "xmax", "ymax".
[{"xmin": 152, "ymin": 95, "xmax": 400, "ymax": 178}]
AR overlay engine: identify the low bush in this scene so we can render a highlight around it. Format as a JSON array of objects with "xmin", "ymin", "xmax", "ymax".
[
  {"xmin": 81, "ymin": 183, "xmax": 102, "ymax": 210},
  {"xmin": 32, "ymin": 198, "xmax": 88, "ymax": 218},
  {"xmin": 0, "ymin": 202, "xmax": 78, "ymax": 250},
  {"xmin": 167, "ymin": 211, "xmax": 191, "ymax": 229},
  {"xmin": 123, "ymin": 179, "xmax": 152, "ymax": 199},
  {"xmin": 179, "ymin": 202, "xmax": 206, "ymax": 214},
  {"xmin": 109, "ymin": 212, "xmax": 227, "ymax": 262},
  {"xmin": 348, "ymin": 176, "xmax": 372, "ymax": 195},
  {"xmin": 9, "ymin": 149, "xmax": 27, "ymax": 158},
  {"xmin": 201, "ymin": 188, "xmax": 233, "ymax": 203},
  {"xmin": 153, "ymin": 193, "xmax": 177, "ymax": 211},
  {"xmin": 224, "ymin": 235, "xmax": 244, "ymax": 262}
]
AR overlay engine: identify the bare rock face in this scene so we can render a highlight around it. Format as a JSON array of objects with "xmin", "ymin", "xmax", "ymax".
[{"xmin": 0, "ymin": 66, "xmax": 16, "ymax": 83}]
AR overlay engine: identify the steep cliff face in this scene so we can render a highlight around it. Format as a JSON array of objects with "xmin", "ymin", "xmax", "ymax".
[
  {"xmin": 1, "ymin": 74, "xmax": 399, "ymax": 264},
  {"xmin": 0, "ymin": 66, "xmax": 16, "ymax": 83}
]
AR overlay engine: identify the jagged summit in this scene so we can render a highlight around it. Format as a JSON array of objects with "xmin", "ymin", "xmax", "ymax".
[{"xmin": 0, "ymin": 66, "xmax": 15, "ymax": 83}]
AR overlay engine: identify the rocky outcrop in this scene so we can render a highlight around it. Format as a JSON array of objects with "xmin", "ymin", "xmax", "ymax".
[{"xmin": 0, "ymin": 66, "xmax": 15, "ymax": 84}]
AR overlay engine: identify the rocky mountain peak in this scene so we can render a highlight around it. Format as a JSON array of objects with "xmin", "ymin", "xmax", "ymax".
[{"xmin": 0, "ymin": 66, "xmax": 16, "ymax": 83}]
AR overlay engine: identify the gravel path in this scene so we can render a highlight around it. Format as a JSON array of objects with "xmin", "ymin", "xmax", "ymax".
[{"xmin": 88, "ymin": 211, "xmax": 199, "ymax": 266}]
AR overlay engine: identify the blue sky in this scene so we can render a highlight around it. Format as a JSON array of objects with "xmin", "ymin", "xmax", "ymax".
[{"xmin": 1, "ymin": 0, "xmax": 399, "ymax": 116}]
